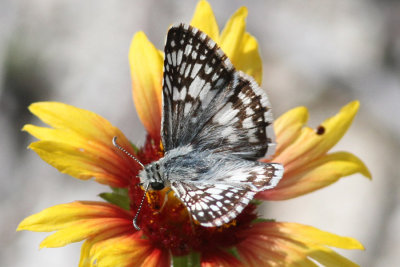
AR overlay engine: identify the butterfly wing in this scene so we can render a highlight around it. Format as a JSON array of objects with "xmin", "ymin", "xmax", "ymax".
[
  {"xmin": 163, "ymin": 150, "xmax": 282, "ymax": 227},
  {"xmin": 168, "ymin": 152, "xmax": 283, "ymax": 227},
  {"xmin": 172, "ymin": 182, "xmax": 256, "ymax": 227},
  {"xmin": 162, "ymin": 24, "xmax": 275, "ymax": 160}
]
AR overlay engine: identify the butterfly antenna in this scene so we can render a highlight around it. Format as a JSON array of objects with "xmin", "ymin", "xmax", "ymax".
[
  {"xmin": 133, "ymin": 183, "xmax": 149, "ymax": 230},
  {"xmin": 112, "ymin": 136, "xmax": 145, "ymax": 169}
]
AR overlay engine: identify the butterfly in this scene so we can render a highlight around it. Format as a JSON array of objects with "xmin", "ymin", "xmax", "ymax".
[{"xmin": 115, "ymin": 23, "xmax": 283, "ymax": 229}]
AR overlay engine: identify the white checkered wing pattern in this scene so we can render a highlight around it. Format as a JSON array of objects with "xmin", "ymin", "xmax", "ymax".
[
  {"xmin": 158, "ymin": 24, "xmax": 284, "ymax": 227},
  {"xmin": 162, "ymin": 24, "xmax": 275, "ymax": 160},
  {"xmin": 170, "ymin": 158, "xmax": 283, "ymax": 227}
]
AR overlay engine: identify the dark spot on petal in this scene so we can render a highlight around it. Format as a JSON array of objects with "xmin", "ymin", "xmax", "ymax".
[{"xmin": 316, "ymin": 125, "xmax": 325, "ymax": 135}]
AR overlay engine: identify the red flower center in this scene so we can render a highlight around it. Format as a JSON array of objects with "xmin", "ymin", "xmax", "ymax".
[{"xmin": 128, "ymin": 136, "xmax": 257, "ymax": 256}]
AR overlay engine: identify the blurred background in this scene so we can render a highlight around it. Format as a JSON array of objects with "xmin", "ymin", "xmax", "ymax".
[{"xmin": 1, "ymin": 0, "xmax": 399, "ymax": 266}]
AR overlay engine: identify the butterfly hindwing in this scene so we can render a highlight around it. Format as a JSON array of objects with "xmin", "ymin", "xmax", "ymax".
[
  {"xmin": 164, "ymin": 150, "xmax": 283, "ymax": 227},
  {"xmin": 162, "ymin": 24, "xmax": 275, "ymax": 159},
  {"xmin": 171, "ymin": 182, "xmax": 256, "ymax": 227}
]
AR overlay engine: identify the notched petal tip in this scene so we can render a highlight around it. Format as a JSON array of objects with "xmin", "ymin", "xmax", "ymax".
[
  {"xmin": 335, "ymin": 151, "xmax": 371, "ymax": 180},
  {"xmin": 16, "ymin": 220, "xmax": 28, "ymax": 232},
  {"xmin": 322, "ymin": 100, "xmax": 360, "ymax": 131}
]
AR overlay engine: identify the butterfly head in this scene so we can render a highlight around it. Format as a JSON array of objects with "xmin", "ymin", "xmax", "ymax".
[{"xmin": 138, "ymin": 161, "xmax": 168, "ymax": 191}]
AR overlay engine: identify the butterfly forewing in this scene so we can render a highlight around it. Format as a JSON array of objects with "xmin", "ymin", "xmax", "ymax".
[
  {"xmin": 193, "ymin": 72, "xmax": 275, "ymax": 159},
  {"xmin": 162, "ymin": 24, "xmax": 234, "ymax": 152},
  {"xmin": 162, "ymin": 24, "xmax": 274, "ymax": 158}
]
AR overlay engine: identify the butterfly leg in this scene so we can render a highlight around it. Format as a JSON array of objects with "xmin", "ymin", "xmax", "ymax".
[{"xmin": 158, "ymin": 188, "xmax": 173, "ymax": 213}]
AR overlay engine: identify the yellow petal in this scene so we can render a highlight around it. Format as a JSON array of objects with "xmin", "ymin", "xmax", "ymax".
[
  {"xmin": 219, "ymin": 7, "xmax": 262, "ymax": 84},
  {"xmin": 261, "ymin": 151, "xmax": 371, "ymax": 200},
  {"xmin": 79, "ymin": 240, "xmax": 92, "ymax": 267},
  {"xmin": 190, "ymin": 0, "xmax": 219, "ymax": 42},
  {"xmin": 79, "ymin": 228, "xmax": 135, "ymax": 267},
  {"xmin": 17, "ymin": 201, "xmax": 132, "ymax": 248},
  {"xmin": 129, "ymin": 32, "xmax": 163, "ymax": 141},
  {"xmin": 28, "ymin": 140, "xmax": 127, "ymax": 186},
  {"xmin": 40, "ymin": 218, "xmax": 130, "ymax": 248},
  {"xmin": 91, "ymin": 234, "xmax": 155, "ymax": 267},
  {"xmin": 24, "ymin": 102, "xmax": 137, "ymax": 187},
  {"xmin": 273, "ymin": 106, "xmax": 309, "ymax": 156},
  {"xmin": 272, "ymin": 222, "xmax": 364, "ymax": 249},
  {"xmin": 274, "ymin": 101, "xmax": 360, "ymax": 174},
  {"xmin": 220, "ymin": 7, "xmax": 247, "ymax": 64},
  {"xmin": 233, "ymin": 32, "xmax": 263, "ymax": 85},
  {"xmin": 28, "ymin": 102, "xmax": 128, "ymax": 145},
  {"xmin": 237, "ymin": 222, "xmax": 363, "ymax": 267},
  {"xmin": 308, "ymin": 246, "xmax": 361, "ymax": 267},
  {"xmin": 17, "ymin": 201, "xmax": 130, "ymax": 232}
]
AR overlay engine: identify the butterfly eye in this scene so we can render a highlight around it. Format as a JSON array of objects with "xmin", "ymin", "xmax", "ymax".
[{"xmin": 150, "ymin": 182, "xmax": 165, "ymax": 190}]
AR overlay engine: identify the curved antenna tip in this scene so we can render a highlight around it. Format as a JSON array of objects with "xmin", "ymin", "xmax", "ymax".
[
  {"xmin": 112, "ymin": 136, "xmax": 118, "ymax": 146},
  {"xmin": 133, "ymin": 219, "xmax": 141, "ymax": 230}
]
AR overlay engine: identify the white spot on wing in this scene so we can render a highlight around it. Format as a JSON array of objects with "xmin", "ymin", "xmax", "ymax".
[
  {"xmin": 213, "ymin": 103, "xmax": 239, "ymax": 125},
  {"xmin": 210, "ymin": 205, "xmax": 219, "ymax": 211},
  {"xmin": 171, "ymin": 51, "xmax": 177, "ymax": 66},
  {"xmin": 188, "ymin": 76, "xmax": 205, "ymax": 97},
  {"xmin": 221, "ymin": 126, "xmax": 234, "ymax": 137},
  {"xmin": 177, "ymin": 50, "xmax": 183, "ymax": 65},
  {"xmin": 198, "ymin": 83, "xmax": 211, "ymax": 101},
  {"xmin": 184, "ymin": 102, "xmax": 192, "ymax": 114},
  {"xmin": 206, "ymin": 188, "xmax": 223, "ymax": 195},
  {"xmin": 246, "ymin": 107, "xmax": 255, "ymax": 116},
  {"xmin": 204, "ymin": 64, "xmax": 213, "ymax": 75},
  {"xmin": 167, "ymin": 53, "xmax": 172, "ymax": 65},
  {"xmin": 180, "ymin": 62, "xmax": 187, "ymax": 75},
  {"xmin": 184, "ymin": 44, "xmax": 193, "ymax": 57},
  {"xmin": 190, "ymin": 63, "xmax": 202, "ymax": 79},
  {"xmin": 243, "ymin": 117, "xmax": 254, "ymax": 128},
  {"xmin": 191, "ymin": 50, "xmax": 198, "ymax": 60}
]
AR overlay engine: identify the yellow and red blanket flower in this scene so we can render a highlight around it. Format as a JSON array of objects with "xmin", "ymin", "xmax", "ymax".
[{"xmin": 18, "ymin": 1, "xmax": 371, "ymax": 266}]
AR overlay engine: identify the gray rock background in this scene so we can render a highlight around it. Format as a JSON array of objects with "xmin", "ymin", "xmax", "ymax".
[{"xmin": 1, "ymin": 0, "xmax": 399, "ymax": 266}]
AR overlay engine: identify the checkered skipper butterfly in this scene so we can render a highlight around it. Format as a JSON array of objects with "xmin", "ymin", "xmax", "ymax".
[{"xmin": 115, "ymin": 23, "xmax": 283, "ymax": 229}]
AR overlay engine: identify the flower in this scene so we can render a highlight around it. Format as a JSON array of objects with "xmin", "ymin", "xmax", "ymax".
[{"xmin": 18, "ymin": 1, "xmax": 370, "ymax": 266}]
